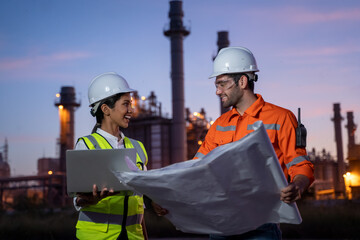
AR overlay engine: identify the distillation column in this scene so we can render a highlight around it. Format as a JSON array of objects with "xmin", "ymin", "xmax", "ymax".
[
  {"xmin": 332, "ymin": 103, "xmax": 346, "ymax": 197},
  {"xmin": 346, "ymin": 112, "xmax": 360, "ymax": 189},
  {"xmin": 346, "ymin": 112, "xmax": 356, "ymax": 148},
  {"xmin": 54, "ymin": 86, "xmax": 80, "ymax": 173},
  {"xmin": 164, "ymin": 0, "xmax": 190, "ymax": 163}
]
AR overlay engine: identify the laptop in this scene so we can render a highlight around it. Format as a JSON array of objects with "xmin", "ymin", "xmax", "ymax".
[{"xmin": 66, "ymin": 148, "xmax": 137, "ymax": 197}]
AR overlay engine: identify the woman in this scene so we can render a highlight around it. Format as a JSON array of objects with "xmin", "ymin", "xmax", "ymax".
[{"xmin": 74, "ymin": 72, "xmax": 148, "ymax": 240}]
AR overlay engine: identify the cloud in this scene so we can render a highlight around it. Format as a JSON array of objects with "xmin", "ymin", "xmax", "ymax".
[
  {"xmin": 281, "ymin": 45, "xmax": 360, "ymax": 58},
  {"xmin": 0, "ymin": 51, "xmax": 92, "ymax": 71},
  {"xmin": 283, "ymin": 7, "xmax": 360, "ymax": 24},
  {"xmin": 249, "ymin": 6, "xmax": 360, "ymax": 25}
]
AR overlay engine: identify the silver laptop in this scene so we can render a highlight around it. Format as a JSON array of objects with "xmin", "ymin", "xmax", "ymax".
[{"xmin": 66, "ymin": 148, "xmax": 137, "ymax": 197}]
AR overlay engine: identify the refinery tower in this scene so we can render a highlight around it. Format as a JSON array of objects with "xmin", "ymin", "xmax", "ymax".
[
  {"xmin": 164, "ymin": 0, "xmax": 190, "ymax": 163},
  {"xmin": 54, "ymin": 86, "xmax": 80, "ymax": 173}
]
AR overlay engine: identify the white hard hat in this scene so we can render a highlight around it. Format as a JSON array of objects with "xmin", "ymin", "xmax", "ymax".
[
  {"xmin": 88, "ymin": 72, "xmax": 135, "ymax": 106},
  {"xmin": 209, "ymin": 47, "xmax": 259, "ymax": 78}
]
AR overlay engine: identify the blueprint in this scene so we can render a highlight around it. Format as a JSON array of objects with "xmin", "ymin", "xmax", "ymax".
[{"xmin": 114, "ymin": 121, "xmax": 302, "ymax": 235}]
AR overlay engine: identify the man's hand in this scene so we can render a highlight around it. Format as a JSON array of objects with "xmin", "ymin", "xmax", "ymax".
[
  {"xmin": 151, "ymin": 201, "xmax": 169, "ymax": 216},
  {"xmin": 76, "ymin": 184, "xmax": 115, "ymax": 207},
  {"xmin": 280, "ymin": 175, "xmax": 310, "ymax": 204}
]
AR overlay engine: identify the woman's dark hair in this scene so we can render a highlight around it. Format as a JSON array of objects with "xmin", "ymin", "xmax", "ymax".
[{"xmin": 91, "ymin": 93, "xmax": 125, "ymax": 133}]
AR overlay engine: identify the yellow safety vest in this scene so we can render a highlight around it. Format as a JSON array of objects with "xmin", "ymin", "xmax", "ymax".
[{"xmin": 75, "ymin": 132, "xmax": 148, "ymax": 240}]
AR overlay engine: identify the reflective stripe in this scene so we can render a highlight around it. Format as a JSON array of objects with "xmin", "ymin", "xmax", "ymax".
[
  {"xmin": 93, "ymin": 133, "xmax": 113, "ymax": 149},
  {"xmin": 124, "ymin": 137, "xmax": 147, "ymax": 167},
  {"xmin": 84, "ymin": 135, "xmax": 102, "ymax": 149},
  {"xmin": 127, "ymin": 138, "xmax": 146, "ymax": 165},
  {"xmin": 77, "ymin": 137, "xmax": 91, "ymax": 149},
  {"xmin": 194, "ymin": 152, "xmax": 205, "ymax": 159},
  {"xmin": 286, "ymin": 155, "xmax": 310, "ymax": 169},
  {"xmin": 247, "ymin": 123, "xmax": 280, "ymax": 131},
  {"xmin": 79, "ymin": 211, "xmax": 142, "ymax": 226},
  {"xmin": 216, "ymin": 125, "xmax": 236, "ymax": 132}
]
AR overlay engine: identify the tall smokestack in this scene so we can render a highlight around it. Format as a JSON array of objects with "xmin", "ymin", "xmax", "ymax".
[
  {"xmin": 332, "ymin": 103, "xmax": 346, "ymax": 196},
  {"xmin": 346, "ymin": 111, "xmax": 356, "ymax": 148},
  {"xmin": 214, "ymin": 31, "xmax": 230, "ymax": 115},
  {"xmin": 164, "ymin": 0, "xmax": 190, "ymax": 163},
  {"xmin": 55, "ymin": 86, "xmax": 80, "ymax": 172},
  {"xmin": 4, "ymin": 138, "xmax": 8, "ymax": 163}
]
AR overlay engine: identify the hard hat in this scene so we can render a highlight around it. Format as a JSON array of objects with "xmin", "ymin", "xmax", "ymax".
[
  {"xmin": 88, "ymin": 72, "xmax": 135, "ymax": 106},
  {"xmin": 209, "ymin": 47, "xmax": 259, "ymax": 78}
]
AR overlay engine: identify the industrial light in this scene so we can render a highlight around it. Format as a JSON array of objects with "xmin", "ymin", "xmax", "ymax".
[
  {"xmin": 198, "ymin": 140, "xmax": 203, "ymax": 145},
  {"xmin": 56, "ymin": 93, "xmax": 60, "ymax": 98},
  {"xmin": 141, "ymin": 96, "xmax": 146, "ymax": 101},
  {"xmin": 58, "ymin": 105, "xmax": 63, "ymax": 110},
  {"xmin": 343, "ymin": 171, "xmax": 354, "ymax": 200},
  {"xmin": 343, "ymin": 172, "xmax": 352, "ymax": 179},
  {"xmin": 48, "ymin": 170, "xmax": 53, "ymax": 175}
]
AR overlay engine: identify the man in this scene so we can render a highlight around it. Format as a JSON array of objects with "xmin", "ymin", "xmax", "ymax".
[{"xmin": 194, "ymin": 47, "xmax": 314, "ymax": 239}]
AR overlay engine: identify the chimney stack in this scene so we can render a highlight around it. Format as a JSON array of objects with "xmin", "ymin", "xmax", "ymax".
[
  {"xmin": 164, "ymin": 0, "xmax": 190, "ymax": 163},
  {"xmin": 55, "ymin": 86, "xmax": 80, "ymax": 172},
  {"xmin": 346, "ymin": 111, "xmax": 356, "ymax": 148},
  {"xmin": 332, "ymin": 103, "xmax": 346, "ymax": 197}
]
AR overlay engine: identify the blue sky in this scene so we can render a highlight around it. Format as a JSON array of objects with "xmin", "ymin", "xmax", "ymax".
[{"xmin": 0, "ymin": 0, "xmax": 359, "ymax": 176}]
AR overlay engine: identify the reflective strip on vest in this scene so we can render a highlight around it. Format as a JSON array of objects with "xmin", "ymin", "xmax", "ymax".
[
  {"xmin": 286, "ymin": 155, "xmax": 310, "ymax": 169},
  {"xmin": 84, "ymin": 134, "xmax": 102, "ymax": 149},
  {"xmin": 80, "ymin": 134, "xmax": 147, "ymax": 166},
  {"xmin": 216, "ymin": 125, "xmax": 236, "ymax": 132},
  {"xmin": 124, "ymin": 137, "xmax": 147, "ymax": 166},
  {"xmin": 194, "ymin": 152, "xmax": 205, "ymax": 159},
  {"xmin": 79, "ymin": 211, "xmax": 142, "ymax": 226},
  {"xmin": 93, "ymin": 133, "xmax": 113, "ymax": 149},
  {"xmin": 81, "ymin": 133, "xmax": 113, "ymax": 150},
  {"xmin": 247, "ymin": 123, "xmax": 280, "ymax": 131}
]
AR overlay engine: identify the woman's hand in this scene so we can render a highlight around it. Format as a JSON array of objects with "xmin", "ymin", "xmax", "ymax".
[
  {"xmin": 76, "ymin": 184, "xmax": 115, "ymax": 207},
  {"xmin": 151, "ymin": 201, "xmax": 169, "ymax": 216}
]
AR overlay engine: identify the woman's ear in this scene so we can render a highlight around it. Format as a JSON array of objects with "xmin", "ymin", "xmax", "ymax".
[{"xmin": 101, "ymin": 104, "xmax": 111, "ymax": 116}]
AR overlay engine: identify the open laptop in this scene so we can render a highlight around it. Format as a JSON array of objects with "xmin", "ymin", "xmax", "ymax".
[{"xmin": 66, "ymin": 148, "xmax": 137, "ymax": 197}]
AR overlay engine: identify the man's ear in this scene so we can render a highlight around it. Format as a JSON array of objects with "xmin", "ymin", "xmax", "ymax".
[
  {"xmin": 101, "ymin": 104, "xmax": 110, "ymax": 116},
  {"xmin": 239, "ymin": 75, "xmax": 248, "ymax": 89}
]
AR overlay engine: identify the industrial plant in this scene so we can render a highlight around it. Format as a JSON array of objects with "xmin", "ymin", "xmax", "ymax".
[{"xmin": 0, "ymin": 0, "xmax": 359, "ymax": 211}]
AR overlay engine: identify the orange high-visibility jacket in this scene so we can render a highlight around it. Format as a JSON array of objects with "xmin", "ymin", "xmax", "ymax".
[{"xmin": 195, "ymin": 94, "xmax": 314, "ymax": 184}]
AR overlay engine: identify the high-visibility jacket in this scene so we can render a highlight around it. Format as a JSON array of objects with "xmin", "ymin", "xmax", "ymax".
[
  {"xmin": 75, "ymin": 132, "xmax": 148, "ymax": 240},
  {"xmin": 195, "ymin": 94, "xmax": 314, "ymax": 184}
]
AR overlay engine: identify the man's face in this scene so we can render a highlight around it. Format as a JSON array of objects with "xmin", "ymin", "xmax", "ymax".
[{"xmin": 215, "ymin": 75, "xmax": 243, "ymax": 108}]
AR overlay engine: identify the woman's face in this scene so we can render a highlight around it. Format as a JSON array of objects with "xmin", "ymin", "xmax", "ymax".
[{"xmin": 108, "ymin": 93, "xmax": 133, "ymax": 128}]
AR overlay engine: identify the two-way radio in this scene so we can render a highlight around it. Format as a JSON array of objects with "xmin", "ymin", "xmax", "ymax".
[{"xmin": 296, "ymin": 108, "xmax": 307, "ymax": 148}]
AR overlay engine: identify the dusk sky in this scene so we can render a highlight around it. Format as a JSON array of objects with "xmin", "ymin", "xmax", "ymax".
[{"xmin": 0, "ymin": 0, "xmax": 359, "ymax": 176}]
